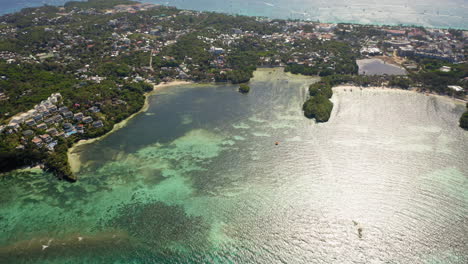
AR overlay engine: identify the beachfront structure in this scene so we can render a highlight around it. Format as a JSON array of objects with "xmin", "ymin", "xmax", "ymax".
[
  {"xmin": 25, "ymin": 119, "xmax": 36, "ymax": 126},
  {"xmin": 44, "ymin": 117, "xmax": 55, "ymax": 125},
  {"xmin": 47, "ymin": 105, "xmax": 58, "ymax": 113},
  {"xmin": 9, "ymin": 116, "xmax": 24, "ymax": 126},
  {"xmin": 7, "ymin": 123, "xmax": 19, "ymax": 129},
  {"xmin": 49, "ymin": 93, "xmax": 62, "ymax": 104},
  {"xmin": 31, "ymin": 137, "xmax": 43, "ymax": 146},
  {"xmin": 35, "ymin": 104, "xmax": 47, "ymax": 112},
  {"xmin": 40, "ymin": 134, "xmax": 53, "ymax": 143},
  {"xmin": 46, "ymin": 128, "xmax": 58, "ymax": 136},
  {"xmin": 83, "ymin": 116, "xmax": 93, "ymax": 124},
  {"xmin": 63, "ymin": 123, "xmax": 74, "ymax": 132},
  {"xmin": 88, "ymin": 106, "xmax": 100, "ymax": 113},
  {"xmin": 1, "ymin": 88, "xmax": 106, "ymax": 149},
  {"xmin": 58, "ymin": 106, "xmax": 68, "ymax": 113},
  {"xmin": 22, "ymin": 130, "xmax": 34, "ymax": 137},
  {"xmin": 46, "ymin": 140, "xmax": 58, "ymax": 151},
  {"xmin": 74, "ymin": 112, "xmax": 84, "ymax": 121},
  {"xmin": 53, "ymin": 114, "xmax": 63, "ymax": 122},
  {"xmin": 76, "ymin": 124, "xmax": 85, "ymax": 133},
  {"xmin": 37, "ymin": 123, "xmax": 47, "ymax": 130},
  {"xmin": 92, "ymin": 120, "xmax": 104, "ymax": 128},
  {"xmin": 19, "ymin": 113, "xmax": 30, "ymax": 122},
  {"xmin": 33, "ymin": 114, "xmax": 43, "ymax": 122},
  {"xmin": 30, "ymin": 93, "xmax": 62, "ymax": 115},
  {"xmin": 27, "ymin": 109, "xmax": 37, "ymax": 118},
  {"xmin": 62, "ymin": 111, "xmax": 74, "ymax": 119}
]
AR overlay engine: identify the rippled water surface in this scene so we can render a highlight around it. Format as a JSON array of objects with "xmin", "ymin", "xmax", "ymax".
[
  {"xmin": 149, "ymin": 0, "xmax": 468, "ymax": 28},
  {"xmin": 1, "ymin": 68, "xmax": 467, "ymax": 263},
  {"xmin": 0, "ymin": 0, "xmax": 467, "ymax": 29}
]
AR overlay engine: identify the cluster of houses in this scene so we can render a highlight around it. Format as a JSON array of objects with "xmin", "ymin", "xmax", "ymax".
[
  {"xmin": 0, "ymin": 3, "xmax": 465, "ymax": 92},
  {"xmin": 1, "ymin": 93, "xmax": 104, "ymax": 151},
  {"xmin": 360, "ymin": 27, "xmax": 465, "ymax": 63}
]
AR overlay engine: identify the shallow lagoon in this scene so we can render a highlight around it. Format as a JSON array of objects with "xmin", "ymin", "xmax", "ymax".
[
  {"xmin": 357, "ymin": 58, "xmax": 407, "ymax": 76},
  {"xmin": 1, "ymin": 69, "xmax": 467, "ymax": 263}
]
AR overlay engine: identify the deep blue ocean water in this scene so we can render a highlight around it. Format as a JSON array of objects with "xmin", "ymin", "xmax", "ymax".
[{"xmin": 0, "ymin": 0, "xmax": 467, "ymax": 29}]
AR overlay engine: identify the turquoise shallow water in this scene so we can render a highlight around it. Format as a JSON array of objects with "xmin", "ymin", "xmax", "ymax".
[
  {"xmin": 0, "ymin": 0, "xmax": 467, "ymax": 29},
  {"xmin": 1, "ymin": 68, "xmax": 468, "ymax": 263},
  {"xmin": 149, "ymin": 0, "xmax": 468, "ymax": 29}
]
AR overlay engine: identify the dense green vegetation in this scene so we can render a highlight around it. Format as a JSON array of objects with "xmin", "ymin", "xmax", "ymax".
[
  {"xmin": 238, "ymin": 84, "xmax": 250, "ymax": 94},
  {"xmin": 309, "ymin": 69, "xmax": 466, "ymax": 97},
  {"xmin": 0, "ymin": 62, "xmax": 148, "ymax": 124},
  {"xmin": 0, "ymin": 62, "xmax": 147, "ymax": 180},
  {"xmin": 303, "ymin": 81, "xmax": 334, "ymax": 122},
  {"xmin": 460, "ymin": 103, "xmax": 468, "ymax": 130},
  {"xmin": 43, "ymin": 139, "xmax": 74, "ymax": 181},
  {"xmin": 0, "ymin": 63, "xmax": 77, "ymax": 117},
  {"xmin": 410, "ymin": 60, "xmax": 468, "ymax": 95},
  {"xmin": 284, "ymin": 40, "xmax": 359, "ymax": 76},
  {"xmin": 0, "ymin": 142, "xmax": 45, "ymax": 174}
]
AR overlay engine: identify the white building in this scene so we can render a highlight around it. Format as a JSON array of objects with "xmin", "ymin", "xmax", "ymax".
[
  {"xmin": 448, "ymin": 85, "xmax": 464, "ymax": 92},
  {"xmin": 360, "ymin": 47, "xmax": 383, "ymax": 56},
  {"xmin": 440, "ymin": 66, "xmax": 451, "ymax": 72},
  {"xmin": 209, "ymin": 46, "xmax": 225, "ymax": 55}
]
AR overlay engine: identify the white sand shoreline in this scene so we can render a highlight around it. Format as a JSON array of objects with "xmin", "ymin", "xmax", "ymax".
[
  {"xmin": 333, "ymin": 85, "xmax": 467, "ymax": 105},
  {"xmin": 67, "ymin": 80, "xmax": 193, "ymax": 173}
]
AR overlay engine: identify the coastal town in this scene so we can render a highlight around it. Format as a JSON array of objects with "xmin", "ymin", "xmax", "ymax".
[
  {"xmin": 2, "ymin": 92, "xmax": 104, "ymax": 151},
  {"xmin": 0, "ymin": 0, "xmax": 466, "ymax": 179},
  {"xmin": 0, "ymin": 2, "xmax": 465, "ymax": 83}
]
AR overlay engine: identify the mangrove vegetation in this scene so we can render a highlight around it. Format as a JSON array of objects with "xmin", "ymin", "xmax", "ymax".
[{"xmin": 239, "ymin": 84, "xmax": 250, "ymax": 94}]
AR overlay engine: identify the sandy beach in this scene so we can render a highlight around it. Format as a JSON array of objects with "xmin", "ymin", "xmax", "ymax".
[
  {"xmin": 152, "ymin": 80, "xmax": 193, "ymax": 91},
  {"xmin": 67, "ymin": 80, "xmax": 193, "ymax": 173},
  {"xmin": 333, "ymin": 85, "xmax": 467, "ymax": 105}
]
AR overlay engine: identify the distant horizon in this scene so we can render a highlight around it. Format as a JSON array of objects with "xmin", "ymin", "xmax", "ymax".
[{"xmin": 0, "ymin": 0, "xmax": 467, "ymax": 30}]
